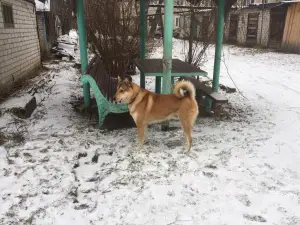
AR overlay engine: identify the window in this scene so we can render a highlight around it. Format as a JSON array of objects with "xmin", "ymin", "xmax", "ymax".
[
  {"xmin": 175, "ymin": 17, "xmax": 180, "ymax": 27},
  {"xmin": 243, "ymin": 0, "xmax": 251, "ymax": 6},
  {"xmin": 2, "ymin": 3, "xmax": 14, "ymax": 28},
  {"xmin": 246, "ymin": 13, "xmax": 259, "ymax": 44}
]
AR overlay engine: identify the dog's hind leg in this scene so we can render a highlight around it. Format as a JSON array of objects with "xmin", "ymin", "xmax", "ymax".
[
  {"xmin": 179, "ymin": 113, "xmax": 197, "ymax": 153},
  {"xmin": 181, "ymin": 121, "xmax": 192, "ymax": 152}
]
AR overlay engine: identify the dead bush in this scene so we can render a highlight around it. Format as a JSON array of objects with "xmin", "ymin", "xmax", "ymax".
[{"xmin": 85, "ymin": 0, "xmax": 153, "ymax": 76}]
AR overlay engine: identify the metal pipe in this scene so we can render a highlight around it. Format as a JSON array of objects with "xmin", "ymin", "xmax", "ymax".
[
  {"xmin": 139, "ymin": 0, "xmax": 147, "ymax": 88},
  {"xmin": 212, "ymin": 0, "xmax": 224, "ymax": 93},
  {"xmin": 205, "ymin": 0, "xmax": 224, "ymax": 112},
  {"xmin": 76, "ymin": 0, "xmax": 90, "ymax": 105},
  {"xmin": 162, "ymin": 0, "xmax": 173, "ymax": 94},
  {"xmin": 149, "ymin": 4, "xmax": 213, "ymax": 10}
]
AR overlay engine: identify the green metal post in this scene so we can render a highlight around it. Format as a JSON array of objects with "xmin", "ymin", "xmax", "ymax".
[
  {"xmin": 161, "ymin": 0, "xmax": 173, "ymax": 131},
  {"xmin": 162, "ymin": 0, "xmax": 173, "ymax": 94},
  {"xmin": 76, "ymin": 0, "xmax": 90, "ymax": 105},
  {"xmin": 205, "ymin": 0, "xmax": 224, "ymax": 112},
  {"xmin": 212, "ymin": 0, "xmax": 224, "ymax": 92},
  {"xmin": 140, "ymin": 0, "xmax": 147, "ymax": 88}
]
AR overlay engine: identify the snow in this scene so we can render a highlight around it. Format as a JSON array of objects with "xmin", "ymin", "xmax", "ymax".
[
  {"xmin": 1, "ymin": 38, "xmax": 300, "ymax": 225},
  {"xmin": 35, "ymin": 0, "xmax": 50, "ymax": 12},
  {"xmin": 281, "ymin": 0, "xmax": 300, "ymax": 3},
  {"xmin": 51, "ymin": 29, "xmax": 79, "ymax": 60}
]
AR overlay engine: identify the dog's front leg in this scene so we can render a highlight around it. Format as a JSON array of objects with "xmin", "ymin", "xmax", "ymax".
[
  {"xmin": 144, "ymin": 125, "xmax": 148, "ymax": 142},
  {"xmin": 136, "ymin": 123, "xmax": 145, "ymax": 150}
]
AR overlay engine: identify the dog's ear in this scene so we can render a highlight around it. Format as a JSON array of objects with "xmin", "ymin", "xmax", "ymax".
[
  {"xmin": 117, "ymin": 75, "xmax": 122, "ymax": 83},
  {"xmin": 124, "ymin": 75, "xmax": 132, "ymax": 83}
]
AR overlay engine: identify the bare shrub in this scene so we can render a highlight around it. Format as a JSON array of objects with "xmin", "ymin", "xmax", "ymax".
[
  {"xmin": 85, "ymin": 0, "xmax": 152, "ymax": 76},
  {"xmin": 180, "ymin": 0, "xmax": 237, "ymax": 69},
  {"xmin": 179, "ymin": 6, "xmax": 217, "ymax": 68}
]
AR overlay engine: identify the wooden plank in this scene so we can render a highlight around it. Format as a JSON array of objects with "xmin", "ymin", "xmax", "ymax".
[
  {"xmin": 283, "ymin": 3, "xmax": 300, "ymax": 49},
  {"xmin": 209, "ymin": 92, "xmax": 228, "ymax": 103},
  {"xmin": 181, "ymin": 77, "xmax": 228, "ymax": 103},
  {"xmin": 248, "ymin": 22, "xmax": 258, "ymax": 25},
  {"xmin": 134, "ymin": 59, "xmax": 207, "ymax": 74}
]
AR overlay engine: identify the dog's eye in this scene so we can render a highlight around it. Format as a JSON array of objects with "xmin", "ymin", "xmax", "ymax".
[{"xmin": 120, "ymin": 90, "xmax": 123, "ymax": 93}]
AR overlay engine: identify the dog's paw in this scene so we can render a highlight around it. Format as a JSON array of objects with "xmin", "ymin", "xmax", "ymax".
[
  {"xmin": 184, "ymin": 147, "xmax": 191, "ymax": 154},
  {"xmin": 137, "ymin": 144, "xmax": 144, "ymax": 151}
]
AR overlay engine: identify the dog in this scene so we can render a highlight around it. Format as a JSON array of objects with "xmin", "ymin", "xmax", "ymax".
[{"xmin": 114, "ymin": 76, "xmax": 199, "ymax": 152}]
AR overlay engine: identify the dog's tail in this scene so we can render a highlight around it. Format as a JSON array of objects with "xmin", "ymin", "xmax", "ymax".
[{"xmin": 173, "ymin": 80, "xmax": 196, "ymax": 99}]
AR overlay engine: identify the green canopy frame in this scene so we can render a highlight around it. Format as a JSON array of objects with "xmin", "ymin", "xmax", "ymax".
[{"xmin": 75, "ymin": 0, "xmax": 225, "ymax": 125}]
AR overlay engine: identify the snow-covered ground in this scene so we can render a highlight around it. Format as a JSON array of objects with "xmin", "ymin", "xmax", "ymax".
[
  {"xmin": 1, "ymin": 38, "xmax": 300, "ymax": 225},
  {"xmin": 35, "ymin": 0, "xmax": 50, "ymax": 12}
]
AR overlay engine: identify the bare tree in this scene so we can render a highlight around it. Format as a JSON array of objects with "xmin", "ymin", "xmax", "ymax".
[
  {"xmin": 181, "ymin": 0, "xmax": 237, "ymax": 69},
  {"xmin": 177, "ymin": 1, "xmax": 217, "ymax": 69},
  {"xmin": 50, "ymin": 0, "xmax": 75, "ymax": 34},
  {"xmin": 84, "ymin": 0, "xmax": 153, "ymax": 77},
  {"xmin": 149, "ymin": 0, "xmax": 164, "ymax": 37}
]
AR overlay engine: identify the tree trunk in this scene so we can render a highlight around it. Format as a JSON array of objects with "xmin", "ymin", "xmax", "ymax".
[
  {"xmin": 149, "ymin": 0, "xmax": 164, "ymax": 37},
  {"xmin": 188, "ymin": 10, "xmax": 194, "ymax": 64}
]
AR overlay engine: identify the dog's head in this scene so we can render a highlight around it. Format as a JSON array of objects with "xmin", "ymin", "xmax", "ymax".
[{"xmin": 114, "ymin": 75, "xmax": 134, "ymax": 104}]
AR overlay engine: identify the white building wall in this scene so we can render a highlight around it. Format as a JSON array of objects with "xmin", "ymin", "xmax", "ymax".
[{"xmin": 0, "ymin": 0, "xmax": 41, "ymax": 94}]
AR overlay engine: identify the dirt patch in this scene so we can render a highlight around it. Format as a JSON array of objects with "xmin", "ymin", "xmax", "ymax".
[{"xmin": 0, "ymin": 131, "xmax": 25, "ymax": 147}]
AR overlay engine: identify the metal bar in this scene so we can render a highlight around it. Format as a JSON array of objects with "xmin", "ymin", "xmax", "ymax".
[
  {"xmin": 76, "ymin": 0, "xmax": 90, "ymax": 105},
  {"xmin": 146, "ymin": 10, "xmax": 192, "ymax": 17},
  {"xmin": 140, "ymin": 0, "xmax": 147, "ymax": 88},
  {"xmin": 161, "ymin": 0, "xmax": 174, "ymax": 131},
  {"xmin": 205, "ymin": 0, "xmax": 225, "ymax": 112},
  {"xmin": 162, "ymin": 0, "xmax": 173, "ymax": 94},
  {"xmin": 212, "ymin": 0, "xmax": 224, "ymax": 93},
  {"xmin": 144, "ymin": 72, "xmax": 208, "ymax": 77},
  {"xmin": 149, "ymin": 4, "xmax": 213, "ymax": 9}
]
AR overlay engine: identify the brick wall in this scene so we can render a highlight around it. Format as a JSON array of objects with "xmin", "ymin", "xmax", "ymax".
[{"xmin": 0, "ymin": 0, "xmax": 41, "ymax": 95}]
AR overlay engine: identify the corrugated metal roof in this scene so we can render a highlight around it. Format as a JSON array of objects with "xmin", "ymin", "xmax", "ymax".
[
  {"xmin": 281, "ymin": 0, "xmax": 300, "ymax": 2},
  {"xmin": 242, "ymin": 2, "xmax": 291, "ymax": 10}
]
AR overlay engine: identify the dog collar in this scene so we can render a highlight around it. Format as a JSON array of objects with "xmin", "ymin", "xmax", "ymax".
[{"xmin": 128, "ymin": 89, "xmax": 141, "ymax": 105}]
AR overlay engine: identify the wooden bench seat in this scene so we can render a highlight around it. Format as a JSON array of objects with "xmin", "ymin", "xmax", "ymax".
[{"xmin": 181, "ymin": 76, "xmax": 228, "ymax": 103}]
